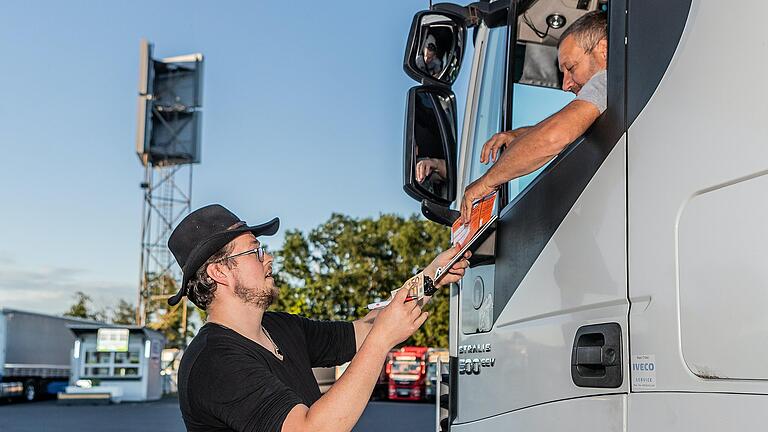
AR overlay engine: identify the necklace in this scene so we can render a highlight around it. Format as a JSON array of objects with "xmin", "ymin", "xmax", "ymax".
[
  {"xmin": 208, "ymin": 321, "xmax": 284, "ymax": 360},
  {"xmin": 262, "ymin": 327, "xmax": 283, "ymax": 360}
]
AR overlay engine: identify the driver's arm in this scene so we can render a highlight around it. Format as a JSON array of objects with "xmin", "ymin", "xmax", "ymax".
[{"xmin": 481, "ymin": 99, "xmax": 600, "ymax": 188}]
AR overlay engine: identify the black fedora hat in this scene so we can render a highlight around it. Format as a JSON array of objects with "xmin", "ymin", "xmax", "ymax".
[{"xmin": 167, "ymin": 204, "xmax": 279, "ymax": 306}]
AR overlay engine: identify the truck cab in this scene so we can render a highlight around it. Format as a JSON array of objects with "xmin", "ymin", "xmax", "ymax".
[
  {"xmin": 400, "ymin": 1, "xmax": 768, "ymax": 431},
  {"xmin": 386, "ymin": 346, "xmax": 429, "ymax": 401}
]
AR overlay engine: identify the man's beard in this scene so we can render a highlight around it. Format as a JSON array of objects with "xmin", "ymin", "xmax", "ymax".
[
  {"xmin": 572, "ymin": 56, "xmax": 601, "ymax": 95},
  {"xmin": 233, "ymin": 278, "xmax": 277, "ymax": 309}
]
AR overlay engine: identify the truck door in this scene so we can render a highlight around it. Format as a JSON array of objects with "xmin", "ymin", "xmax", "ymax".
[{"xmin": 451, "ymin": 2, "xmax": 630, "ymax": 430}]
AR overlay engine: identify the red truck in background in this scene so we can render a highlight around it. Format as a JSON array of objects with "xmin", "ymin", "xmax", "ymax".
[{"xmin": 386, "ymin": 346, "xmax": 428, "ymax": 401}]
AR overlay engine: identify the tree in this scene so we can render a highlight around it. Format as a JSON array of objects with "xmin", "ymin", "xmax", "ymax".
[
  {"xmin": 63, "ymin": 291, "xmax": 108, "ymax": 322},
  {"xmin": 273, "ymin": 213, "xmax": 451, "ymax": 347},
  {"xmin": 64, "ymin": 291, "xmax": 91, "ymax": 319},
  {"xmin": 147, "ymin": 302, "xmax": 195, "ymax": 349},
  {"xmin": 144, "ymin": 273, "xmax": 195, "ymax": 349},
  {"xmin": 111, "ymin": 299, "xmax": 137, "ymax": 325}
]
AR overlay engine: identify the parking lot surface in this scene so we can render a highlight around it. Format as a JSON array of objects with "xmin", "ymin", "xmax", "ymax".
[{"xmin": 0, "ymin": 398, "xmax": 434, "ymax": 432}]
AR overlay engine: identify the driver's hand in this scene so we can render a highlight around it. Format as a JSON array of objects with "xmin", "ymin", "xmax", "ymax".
[
  {"xmin": 460, "ymin": 177, "xmax": 495, "ymax": 225},
  {"xmin": 480, "ymin": 128, "xmax": 528, "ymax": 164}
]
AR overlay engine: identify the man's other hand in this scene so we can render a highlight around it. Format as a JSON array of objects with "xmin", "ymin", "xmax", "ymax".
[
  {"xmin": 415, "ymin": 158, "xmax": 446, "ymax": 183},
  {"xmin": 425, "ymin": 244, "xmax": 471, "ymax": 287},
  {"xmin": 368, "ymin": 288, "xmax": 428, "ymax": 349},
  {"xmin": 460, "ymin": 176, "xmax": 495, "ymax": 225},
  {"xmin": 480, "ymin": 128, "xmax": 529, "ymax": 164}
]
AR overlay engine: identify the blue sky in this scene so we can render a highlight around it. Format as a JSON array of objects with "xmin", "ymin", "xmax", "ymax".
[{"xmin": 0, "ymin": 1, "xmax": 571, "ymax": 316}]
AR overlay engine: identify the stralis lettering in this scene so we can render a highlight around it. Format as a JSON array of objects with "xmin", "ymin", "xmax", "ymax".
[{"xmin": 458, "ymin": 343, "xmax": 491, "ymax": 354}]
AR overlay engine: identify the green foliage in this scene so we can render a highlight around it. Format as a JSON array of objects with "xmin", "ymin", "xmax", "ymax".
[
  {"xmin": 63, "ymin": 291, "xmax": 91, "ymax": 319},
  {"xmin": 273, "ymin": 213, "xmax": 450, "ymax": 347},
  {"xmin": 63, "ymin": 291, "xmax": 108, "ymax": 322},
  {"xmin": 144, "ymin": 274, "xmax": 195, "ymax": 349},
  {"xmin": 64, "ymin": 292, "xmax": 135, "ymax": 325},
  {"xmin": 111, "ymin": 299, "xmax": 137, "ymax": 325},
  {"xmin": 146, "ymin": 302, "xmax": 195, "ymax": 349}
]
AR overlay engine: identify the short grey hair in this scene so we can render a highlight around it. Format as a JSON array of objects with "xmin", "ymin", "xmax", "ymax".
[{"xmin": 558, "ymin": 11, "xmax": 608, "ymax": 51}]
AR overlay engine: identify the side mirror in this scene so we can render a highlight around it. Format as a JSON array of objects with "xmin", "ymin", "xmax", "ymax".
[
  {"xmin": 403, "ymin": 86, "xmax": 457, "ymax": 206},
  {"xmin": 403, "ymin": 10, "xmax": 467, "ymax": 86}
]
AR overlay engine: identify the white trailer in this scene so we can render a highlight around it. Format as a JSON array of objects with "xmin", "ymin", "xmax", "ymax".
[
  {"xmin": 0, "ymin": 309, "xmax": 89, "ymax": 401},
  {"xmin": 399, "ymin": 1, "xmax": 768, "ymax": 431}
]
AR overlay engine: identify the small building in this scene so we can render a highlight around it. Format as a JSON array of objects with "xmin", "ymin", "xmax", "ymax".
[{"xmin": 66, "ymin": 325, "xmax": 165, "ymax": 403}]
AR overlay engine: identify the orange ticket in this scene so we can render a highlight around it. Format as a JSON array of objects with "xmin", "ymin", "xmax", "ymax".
[{"xmin": 451, "ymin": 192, "xmax": 496, "ymax": 248}]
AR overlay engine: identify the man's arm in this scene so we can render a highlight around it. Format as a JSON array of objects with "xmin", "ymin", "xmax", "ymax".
[
  {"xmin": 461, "ymin": 100, "xmax": 600, "ymax": 223},
  {"xmin": 352, "ymin": 309, "xmax": 378, "ymax": 351},
  {"xmin": 480, "ymin": 126, "xmax": 533, "ymax": 163},
  {"xmin": 351, "ymin": 245, "xmax": 469, "ymax": 351},
  {"xmin": 282, "ymin": 289, "xmax": 427, "ymax": 432}
]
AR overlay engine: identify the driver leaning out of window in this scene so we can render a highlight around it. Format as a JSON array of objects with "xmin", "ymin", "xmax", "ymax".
[
  {"xmin": 460, "ymin": 11, "xmax": 608, "ymax": 223},
  {"xmin": 415, "ymin": 35, "xmax": 443, "ymax": 78}
]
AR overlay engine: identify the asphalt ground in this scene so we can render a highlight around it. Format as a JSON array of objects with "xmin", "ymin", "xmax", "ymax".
[{"xmin": 0, "ymin": 397, "xmax": 435, "ymax": 432}]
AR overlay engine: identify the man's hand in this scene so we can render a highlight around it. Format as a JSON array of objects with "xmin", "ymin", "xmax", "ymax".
[
  {"xmin": 425, "ymin": 244, "xmax": 471, "ymax": 288},
  {"xmin": 353, "ymin": 247, "xmax": 468, "ymax": 350},
  {"xmin": 286, "ymin": 290, "xmax": 424, "ymax": 432},
  {"xmin": 415, "ymin": 158, "xmax": 447, "ymax": 183},
  {"xmin": 480, "ymin": 127, "xmax": 530, "ymax": 164},
  {"xmin": 460, "ymin": 176, "xmax": 496, "ymax": 225},
  {"xmin": 367, "ymin": 288, "xmax": 428, "ymax": 350}
]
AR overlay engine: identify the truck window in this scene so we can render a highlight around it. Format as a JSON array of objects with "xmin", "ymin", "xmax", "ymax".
[
  {"xmin": 466, "ymin": 27, "xmax": 574, "ymax": 205},
  {"xmin": 467, "ymin": 25, "xmax": 507, "ymax": 185},
  {"xmin": 392, "ymin": 360, "xmax": 421, "ymax": 375},
  {"xmin": 507, "ymin": 82, "xmax": 574, "ymax": 197}
]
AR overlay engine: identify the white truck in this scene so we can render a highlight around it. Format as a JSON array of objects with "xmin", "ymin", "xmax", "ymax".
[
  {"xmin": 0, "ymin": 309, "xmax": 88, "ymax": 401},
  {"xmin": 400, "ymin": 1, "xmax": 768, "ymax": 431}
]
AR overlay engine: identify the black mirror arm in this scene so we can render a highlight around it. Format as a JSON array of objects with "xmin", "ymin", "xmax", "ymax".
[
  {"xmin": 461, "ymin": 1, "xmax": 536, "ymax": 28},
  {"xmin": 466, "ymin": 1, "xmax": 512, "ymax": 26},
  {"xmin": 421, "ymin": 200, "xmax": 461, "ymax": 227},
  {"xmin": 431, "ymin": 2, "xmax": 501, "ymax": 27},
  {"xmin": 432, "ymin": 3, "xmax": 473, "ymax": 24}
]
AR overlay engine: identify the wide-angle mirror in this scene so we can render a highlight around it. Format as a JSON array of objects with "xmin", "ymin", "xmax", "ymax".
[
  {"xmin": 403, "ymin": 86, "xmax": 457, "ymax": 205},
  {"xmin": 403, "ymin": 11, "xmax": 467, "ymax": 86}
]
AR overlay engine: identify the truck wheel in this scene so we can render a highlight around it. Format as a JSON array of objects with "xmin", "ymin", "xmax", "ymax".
[{"xmin": 23, "ymin": 380, "xmax": 36, "ymax": 402}]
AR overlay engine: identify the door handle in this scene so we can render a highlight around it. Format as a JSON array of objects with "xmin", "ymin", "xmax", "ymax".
[
  {"xmin": 571, "ymin": 323, "xmax": 623, "ymax": 388},
  {"xmin": 575, "ymin": 345, "xmax": 619, "ymax": 367}
]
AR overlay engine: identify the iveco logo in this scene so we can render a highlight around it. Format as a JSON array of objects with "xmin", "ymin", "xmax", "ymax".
[{"xmin": 458, "ymin": 343, "xmax": 491, "ymax": 354}]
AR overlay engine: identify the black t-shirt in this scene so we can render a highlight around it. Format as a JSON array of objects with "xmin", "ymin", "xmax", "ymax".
[{"xmin": 178, "ymin": 312, "xmax": 357, "ymax": 432}]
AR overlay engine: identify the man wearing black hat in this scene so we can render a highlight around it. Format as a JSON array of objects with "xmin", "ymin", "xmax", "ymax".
[{"xmin": 168, "ymin": 204, "xmax": 468, "ymax": 432}]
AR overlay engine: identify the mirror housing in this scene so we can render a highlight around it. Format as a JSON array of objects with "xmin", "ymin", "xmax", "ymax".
[
  {"xmin": 421, "ymin": 199, "xmax": 461, "ymax": 227},
  {"xmin": 403, "ymin": 10, "xmax": 467, "ymax": 86},
  {"xmin": 403, "ymin": 86, "xmax": 458, "ymax": 206}
]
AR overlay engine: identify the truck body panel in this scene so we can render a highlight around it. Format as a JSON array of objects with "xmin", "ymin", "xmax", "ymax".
[
  {"xmin": 627, "ymin": 393, "xmax": 768, "ymax": 431},
  {"xmin": 627, "ymin": 0, "xmax": 768, "ymax": 393},
  {"xmin": 0, "ymin": 309, "xmax": 93, "ymax": 399},
  {"xmin": 452, "ymin": 394, "xmax": 626, "ymax": 432},
  {"xmin": 455, "ymin": 139, "xmax": 629, "ymax": 423}
]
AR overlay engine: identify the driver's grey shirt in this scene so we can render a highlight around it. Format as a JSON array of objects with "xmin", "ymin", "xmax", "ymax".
[{"xmin": 575, "ymin": 69, "xmax": 607, "ymax": 114}]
